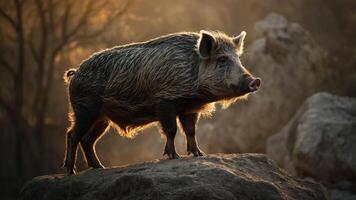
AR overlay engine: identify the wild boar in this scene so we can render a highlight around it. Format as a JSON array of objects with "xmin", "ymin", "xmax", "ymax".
[{"xmin": 63, "ymin": 30, "xmax": 261, "ymax": 174}]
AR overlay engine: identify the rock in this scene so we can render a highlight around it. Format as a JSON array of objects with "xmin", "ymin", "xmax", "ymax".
[
  {"xmin": 19, "ymin": 154, "xmax": 328, "ymax": 200},
  {"xmin": 204, "ymin": 13, "xmax": 326, "ymax": 153},
  {"xmin": 266, "ymin": 92, "xmax": 356, "ymax": 183}
]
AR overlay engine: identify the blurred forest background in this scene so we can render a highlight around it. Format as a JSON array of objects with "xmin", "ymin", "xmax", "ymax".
[{"xmin": 0, "ymin": 0, "xmax": 355, "ymax": 199}]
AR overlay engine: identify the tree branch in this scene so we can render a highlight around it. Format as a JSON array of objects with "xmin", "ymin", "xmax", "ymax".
[
  {"xmin": 0, "ymin": 7, "xmax": 17, "ymax": 29},
  {"xmin": 60, "ymin": 0, "xmax": 73, "ymax": 43},
  {"xmin": 0, "ymin": 55, "xmax": 16, "ymax": 77},
  {"xmin": 34, "ymin": 0, "xmax": 48, "ymax": 60},
  {"xmin": 28, "ymin": 30, "xmax": 41, "ymax": 65},
  {"xmin": 13, "ymin": 0, "xmax": 25, "ymax": 114},
  {"xmin": 0, "ymin": 94, "xmax": 14, "ymax": 119},
  {"xmin": 52, "ymin": 0, "xmax": 95, "ymax": 54},
  {"xmin": 74, "ymin": 0, "xmax": 129, "ymax": 44}
]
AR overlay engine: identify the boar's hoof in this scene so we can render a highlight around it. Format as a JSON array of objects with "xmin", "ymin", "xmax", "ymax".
[
  {"xmin": 61, "ymin": 162, "xmax": 67, "ymax": 169},
  {"xmin": 188, "ymin": 145, "xmax": 204, "ymax": 157},
  {"xmin": 67, "ymin": 168, "xmax": 77, "ymax": 175},
  {"xmin": 64, "ymin": 161, "xmax": 77, "ymax": 175},
  {"xmin": 91, "ymin": 163, "xmax": 105, "ymax": 169},
  {"xmin": 168, "ymin": 152, "xmax": 181, "ymax": 159},
  {"xmin": 163, "ymin": 148, "xmax": 181, "ymax": 159},
  {"xmin": 163, "ymin": 151, "xmax": 181, "ymax": 159},
  {"xmin": 193, "ymin": 150, "xmax": 204, "ymax": 157}
]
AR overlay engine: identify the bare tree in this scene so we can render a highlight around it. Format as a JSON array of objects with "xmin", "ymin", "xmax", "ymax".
[{"xmin": 0, "ymin": 0, "xmax": 128, "ymax": 179}]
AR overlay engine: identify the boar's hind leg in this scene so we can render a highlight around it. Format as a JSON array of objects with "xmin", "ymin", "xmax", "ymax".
[
  {"xmin": 66, "ymin": 109, "xmax": 100, "ymax": 175},
  {"xmin": 80, "ymin": 118, "xmax": 109, "ymax": 169},
  {"xmin": 63, "ymin": 128, "xmax": 73, "ymax": 169},
  {"xmin": 179, "ymin": 113, "xmax": 204, "ymax": 156},
  {"xmin": 157, "ymin": 102, "xmax": 180, "ymax": 159}
]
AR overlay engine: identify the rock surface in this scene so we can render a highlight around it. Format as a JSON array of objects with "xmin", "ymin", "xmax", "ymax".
[
  {"xmin": 20, "ymin": 154, "xmax": 328, "ymax": 200},
  {"xmin": 204, "ymin": 13, "xmax": 326, "ymax": 153},
  {"xmin": 267, "ymin": 92, "xmax": 356, "ymax": 182}
]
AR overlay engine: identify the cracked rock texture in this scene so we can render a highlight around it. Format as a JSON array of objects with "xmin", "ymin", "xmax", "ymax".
[{"xmin": 20, "ymin": 154, "xmax": 328, "ymax": 200}]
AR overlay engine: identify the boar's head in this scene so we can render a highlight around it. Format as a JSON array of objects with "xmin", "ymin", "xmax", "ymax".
[{"xmin": 196, "ymin": 30, "xmax": 261, "ymax": 103}]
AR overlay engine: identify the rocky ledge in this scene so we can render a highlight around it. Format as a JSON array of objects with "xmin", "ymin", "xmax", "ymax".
[{"xmin": 19, "ymin": 154, "xmax": 328, "ymax": 200}]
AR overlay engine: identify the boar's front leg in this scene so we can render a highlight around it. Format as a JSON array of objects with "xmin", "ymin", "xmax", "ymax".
[
  {"xmin": 157, "ymin": 102, "xmax": 180, "ymax": 159},
  {"xmin": 179, "ymin": 113, "xmax": 204, "ymax": 156}
]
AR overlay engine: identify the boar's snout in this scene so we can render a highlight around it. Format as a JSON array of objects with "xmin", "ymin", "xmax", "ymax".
[
  {"xmin": 232, "ymin": 75, "xmax": 261, "ymax": 95},
  {"xmin": 248, "ymin": 77, "xmax": 261, "ymax": 92}
]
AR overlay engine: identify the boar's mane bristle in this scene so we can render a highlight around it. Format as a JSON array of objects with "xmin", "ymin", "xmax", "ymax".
[
  {"xmin": 219, "ymin": 93, "xmax": 250, "ymax": 109},
  {"xmin": 109, "ymin": 121, "xmax": 158, "ymax": 138}
]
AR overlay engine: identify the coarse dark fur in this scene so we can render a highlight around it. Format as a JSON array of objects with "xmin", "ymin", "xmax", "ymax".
[{"xmin": 63, "ymin": 30, "xmax": 260, "ymax": 175}]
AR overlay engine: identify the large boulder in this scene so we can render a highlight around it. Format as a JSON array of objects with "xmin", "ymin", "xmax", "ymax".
[
  {"xmin": 203, "ymin": 13, "xmax": 326, "ymax": 153},
  {"xmin": 267, "ymin": 92, "xmax": 356, "ymax": 182},
  {"xmin": 20, "ymin": 154, "xmax": 328, "ymax": 200}
]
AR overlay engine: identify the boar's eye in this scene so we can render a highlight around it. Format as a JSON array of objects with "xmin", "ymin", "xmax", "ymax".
[{"xmin": 217, "ymin": 56, "xmax": 230, "ymax": 67}]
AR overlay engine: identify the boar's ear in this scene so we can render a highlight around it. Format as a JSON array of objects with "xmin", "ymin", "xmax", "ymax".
[
  {"xmin": 233, "ymin": 31, "xmax": 246, "ymax": 55},
  {"xmin": 198, "ymin": 30, "xmax": 216, "ymax": 59}
]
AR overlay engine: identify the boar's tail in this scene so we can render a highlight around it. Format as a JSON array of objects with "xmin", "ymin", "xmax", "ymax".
[{"xmin": 63, "ymin": 68, "xmax": 77, "ymax": 85}]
